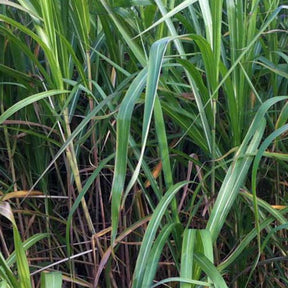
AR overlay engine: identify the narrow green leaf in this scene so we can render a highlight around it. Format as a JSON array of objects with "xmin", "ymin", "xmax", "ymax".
[
  {"xmin": 0, "ymin": 90, "xmax": 69, "ymax": 125},
  {"xmin": 99, "ymin": 0, "xmax": 146, "ymax": 66},
  {"xmin": 136, "ymin": 0, "xmax": 198, "ymax": 38},
  {"xmin": 154, "ymin": 89, "xmax": 173, "ymax": 189},
  {"xmin": 111, "ymin": 68, "xmax": 148, "ymax": 243},
  {"xmin": 207, "ymin": 120, "xmax": 265, "ymax": 242},
  {"xmin": 7, "ymin": 233, "xmax": 49, "ymax": 267},
  {"xmin": 0, "ymin": 0, "xmax": 40, "ymax": 18},
  {"xmin": 40, "ymin": 272, "xmax": 62, "ymax": 288},
  {"xmin": 132, "ymin": 181, "xmax": 191, "ymax": 288},
  {"xmin": 0, "ymin": 252, "xmax": 18, "ymax": 288},
  {"xmin": 207, "ymin": 96, "xmax": 288, "ymax": 242},
  {"xmin": 13, "ymin": 227, "xmax": 32, "ymax": 288},
  {"xmin": 261, "ymin": 223, "xmax": 288, "ymax": 252},
  {"xmin": 250, "ymin": 121, "xmax": 288, "ymax": 270},
  {"xmin": 0, "ymin": 203, "xmax": 31, "ymax": 288},
  {"xmin": 218, "ymin": 215, "xmax": 275, "ymax": 272},
  {"xmin": 241, "ymin": 191, "xmax": 287, "ymax": 225},
  {"xmin": 0, "ymin": 14, "xmax": 63, "ymax": 89},
  {"xmin": 142, "ymin": 223, "xmax": 179, "ymax": 287},
  {"xmin": 198, "ymin": 0, "xmax": 212, "ymax": 46},
  {"xmin": 113, "ymin": 36, "xmax": 180, "ymax": 243},
  {"xmin": 151, "ymin": 277, "xmax": 211, "ymax": 287},
  {"xmin": 180, "ymin": 229, "xmax": 196, "ymax": 288},
  {"xmin": 123, "ymin": 38, "xmax": 171, "ymax": 194},
  {"xmin": 194, "ymin": 253, "xmax": 228, "ymax": 288},
  {"xmin": 197, "ymin": 230, "xmax": 213, "ymax": 262}
]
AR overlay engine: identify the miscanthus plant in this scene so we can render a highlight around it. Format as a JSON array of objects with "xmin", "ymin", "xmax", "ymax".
[{"xmin": 1, "ymin": 0, "xmax": 288, "ymax": 287}]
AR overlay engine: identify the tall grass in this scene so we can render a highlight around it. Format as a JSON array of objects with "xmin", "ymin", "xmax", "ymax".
[{"xmin": 1, "ymin": 0, "xmax": 288, "ymax": 287}]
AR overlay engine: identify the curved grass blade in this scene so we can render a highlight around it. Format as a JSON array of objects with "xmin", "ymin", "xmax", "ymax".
[
  {"xmin": 207, "ymin": 96, "xmax": 288, "ymax": 242},
  {"xmin": 217, "ymin": 214, "xmax": 276, "ymax": 271},
  {"xmin": 261, "ymin": 223, "xmax": 288, "ymax": 253},
  {"xmin": 0, "ymin": 64, "xmax": 40, "ymax": 89},
  {"xmin": 0, "ymin": 14, "xmax": 63, "ymax": 89},
  {"xmin": 0, "ymin": 27, "xmax": 52, "ymax": 87},
  {"xmin": 180, "ymin": 229, "xmax": 214, "ymax": 288},
  {"xmin": 14, "ymin": 0, "xmax": 41, "ymax": 18},
  {"xmin": 210, "ymin": 5, "xmax": 288, "ymax": 103},
  {"xmin": 0, "ymin": 90, "xmax": 69, "ymax": 124},
  {"xmin": 0, "ymin": 0, "xmax": 39, "ymax": 17},
  {"xmin": 0, "ymin": 251, "xmax": 18, "ymax": 288},
  {"xmin": 99, "ymin": 0, "xmax": 146, "ymax": 66},
  {"xmin": 241, "ymin": 191, "xmax": 287, "ymax": 225},
  {"xmin": 135, "ymin": 0, "xmax": 198, "ymax": 39},
  {"xmin": 249, "ymin": 121, "xmax": 288, "ymax": 276},
  {"xmin": 7, "ymin": 233, "xmax": 49, "ymax": 267},
  {"xmin": 154, "ymin": 0, "xmax": 186, "ymax": 55},
  {"xmin": 111, "ymin": 68, "xmax": 148, "ymax": 243},
  {"xmin": 252, "ymin": 122, "xmax": 288, "ymax": 202},
  {"xmin": 122, "ymin": 38, "xmax": 171, "ymax": 195},
  {"xmin": 132, "ymin": 181, "xmax": 191, "ymax": 288},
  {"xmin": 113, "ymin": 36, "xmax": 177, "ymax": 243},
  {"xmin": 276, "ymin": 101, "xmax": 288, "ymax": 129},
  {"xmin": 207, "ymin": 120, "xmax": 266, "ymax": 242},
  {"xmin": 151, "ymin": 277, "xmax": 211, "ymax": 287},
  {"xmin": 142, "ymin": 223, "xmax": 179, "ymax": 288},
  {"xmin": 194, "ymin": 253, "xmax": 228, "ymax": 288}
]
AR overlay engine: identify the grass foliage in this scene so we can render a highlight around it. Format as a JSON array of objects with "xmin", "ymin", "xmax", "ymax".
[{"xmin": 1, "ymin": 0, "xmax": 288, "ymax": 287}]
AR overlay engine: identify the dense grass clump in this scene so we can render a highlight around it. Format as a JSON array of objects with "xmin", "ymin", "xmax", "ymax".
[{"xmin": 1, "ymin": 1, "xmax": 288, "ymax": 287}]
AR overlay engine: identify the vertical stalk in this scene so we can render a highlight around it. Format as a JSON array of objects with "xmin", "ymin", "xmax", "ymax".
[
  {"xmin": 63, "ymin": 109, "xmax": 95, "ymax": 234},
  {"xmin": 210, "ymin": 0, "xmax": 223, "ymax": 265},
  {"xmin": 86, "ymin": 49, "xmax": 107, "ymax": 238},
  {"xmin": 210, "ymin": 0, "xmax": 223, "ymax": 197}
]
